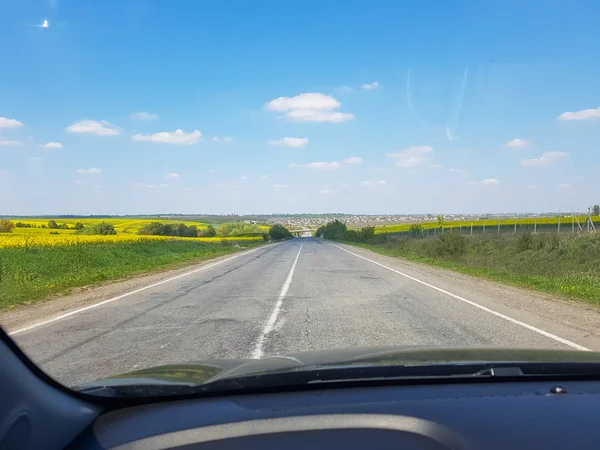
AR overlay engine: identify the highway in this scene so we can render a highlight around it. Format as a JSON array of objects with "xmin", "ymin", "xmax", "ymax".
[{"xmin": 9, "ymin": 238, "xmax": 600, "ymax": 387}]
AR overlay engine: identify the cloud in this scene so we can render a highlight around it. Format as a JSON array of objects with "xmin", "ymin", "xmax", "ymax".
[
  {"xmin": 65, "ymin": 120, "xmax": 120, "ymax": 136},
  {"xmin": 269, "ymin": 137, "xmax": 309, "ymax": 148},
  {"xmin": 504, "ymin": 138, "xmax": 530, "ymax": 149},
  {"xmin": 260, "ymin": 175, "xmax": 268, "ymax": 180},
  {"xmin": 41, "ymin": 19, "xmax": 49, "ymax": 28},
  {"xmin": 361, "ymin": 180, "xmax": 386, "ymax": 187},
  {"xmin": 131, "ymin": 112, "xmax": 158, "ymax": 120},
  {"xmin": 212, "ymin": 136, "xmax": 233, "ymax": 143},
  {"xmin": 42, "ymin": 142, "xmax": 63, "ymax": 149},
  {"xmin": 557, "ymin": 183, "xmax": 571, "ymax": 189},
  {"xmin": 449, "ymin": 168, "xmax": 470, "ymax": 177},
  {"xmin": 361, "ymin": 81, "xmax": 380, "ymax": 90},
  {"xmin": 76, "ymin": 179, "xmax": 88, "ymax": 185},
  {"xmin": 0, "ymin": 117, "xmax": 24, "ymax": 128},
  {"xmin": 132, "ymin": 129, "xmax": 202, "ymax": 145},
  {"xmin": 343, "ymin": 156, "xmax": 362, "ymax": 164},
  {"xmin": 266, "ymin": 92, "xmax": 354, "ymax": 123},
  {"xmin": 526, "ymin": 185, "xmax": 537, "ymax": 190},
  {"xmin": 27, "ymin": 156, "xmax": 43, "ymax": 162},
  {"xmin": 273, "ymin": 184, "xmax": 288, "ymax": 188},
  {"xmin": 0, "ymin": 139, "xmax": 24, "ymax": 146},
  {"xmin": 521, "ymin": 151, "xmax": 569, "ymax": 167},
  {"xmin": 319, "ymin": 189, "xmax": 333, "ymax": 194},
  {"xmin": 558, "ymin": 107, "xmax": 600, "ymax": 121},
  {"xmin": 159, "ymin": 183, "xmax": 169, "ymax": 188},
  {"xmin": 239, "ymin": 175, "xmax": 249, "ymax": 180},
  {"xmin": 335, "ymin": 86, "xmax": 353, "ymax": 94},
  {"xmin": 481, "ymin": 178, "xmax": 500, "ymax": 185},
  {"xmin": 76, "ymin": 167, "xmax": 102, "ymax": 175},
  {"xmin": 164, "ymin": 173, "xmax": 180, "ymax": 180},
  {"xmin": 133, "ymin": 182, "xmax": 155, "ymax": 189},
  {"xmin": 386, "ymin": 145, "xmax": 434, "ymax": 168},
  {"xmin": 289, "ymin": 161, "xmax": 341, "ymax": 170}
]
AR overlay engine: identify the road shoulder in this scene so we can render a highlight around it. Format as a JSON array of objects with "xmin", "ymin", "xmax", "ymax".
[
  {"xmin": 335, "ymin": 242, "xmax": 600, "ymax": 348},
  {"xmin": 0, "ymin": 245, "xmax": 272, "ymax": 333}
]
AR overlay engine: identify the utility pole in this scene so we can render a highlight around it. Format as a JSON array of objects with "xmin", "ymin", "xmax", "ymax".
[
  {"xmin": 534, "ymin": 217, "xmax": 537, "ymax": 234},
  {"xmin": 497, "ymin": 217, "xmax": 501, "ymax": 235},
  {"xmin": 514, "ymin": 217, "xmax": 517, "ymax": 234}
]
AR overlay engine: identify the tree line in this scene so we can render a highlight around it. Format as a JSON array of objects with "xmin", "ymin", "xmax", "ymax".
[{"xmin": 315, "ymin": 220, "xmax": 375, "ymax": 242}]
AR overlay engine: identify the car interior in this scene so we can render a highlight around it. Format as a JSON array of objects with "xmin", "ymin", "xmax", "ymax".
[{"xmin": 3, "ymin": 328, "xmax": 600, "ymax": 450}]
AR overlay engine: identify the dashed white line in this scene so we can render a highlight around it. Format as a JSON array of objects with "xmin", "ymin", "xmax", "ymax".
[
  {"xmin": 251, "ymin": 243, "xmax": 304, "ymax": 359},
  {"xmin": 10, "ymin": 245, "xmax": 271, "ymax": 336},
  {"xmin": 330, "ymin": 243, "xmax": 590, "ymax": 352}
]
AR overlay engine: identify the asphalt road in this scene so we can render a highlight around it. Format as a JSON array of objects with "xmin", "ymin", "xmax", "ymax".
[{"xmin": 10, "ymin": 238, "xmax": 600, "ymax": 386}]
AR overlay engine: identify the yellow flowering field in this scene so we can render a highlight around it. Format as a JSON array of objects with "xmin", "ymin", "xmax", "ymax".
[{"xmin": 0, "ymin": 233, "xmax": 263, "ymax": 249}]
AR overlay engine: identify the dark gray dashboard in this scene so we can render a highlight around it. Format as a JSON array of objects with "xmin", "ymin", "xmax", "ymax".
[{"xmin": 73, "ymin": 380, "xmax": 600, "ymax": 449}]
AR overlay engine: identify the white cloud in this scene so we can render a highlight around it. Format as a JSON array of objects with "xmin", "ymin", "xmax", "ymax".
[
  {"xmin": 212, "ymin": 136, "xmax": 233, "ymax": 143},
  {"xmin": 289, "ymin": 161, "xmax": 341, "ymax": 170},
  {"xmin": 481, "ymin": 178, "xmax": 500, "ymax": 185},
  {"xmin": 557, "ymin": 183, "xmax": 571, "ymax": 189},
  {"xmin": 240, "ymin": 175, "xmax": 249, "ymax": 180},
  {"xmin": 319, "ymin": 189, "xmax": 333, "ymax": 194},
  {"xmin": 132, "ymin": 129, "xmax": 202, "ymax": 145},
  {"xmin": 159, "ymin": 183, "xmax": 169, "ymax": 188},
  {"xmin": 335, "ymin": 86, "xmax": 353, "ymax": 94},
  {"xmin": 521, "ymin": 151, "xmax": 569, "ymax": 167},
  {"xmin": 76, "ymin": 179, "xmax": 88, "ymax": 185},
  {"xmin": 131, "ymin": 112, "xmax": 158, "ymax": 120},
  {"xmin": 261, "ymin": 175, "xmax": 268, "ymax": 180},
  {"xmin": 133, "ymin": 182, "xmax": 155, "ymax": 189},
  {"xmin": 504, "ymin": 138, "xmax": 530, "ymax": 149},
  {"xmin": 27, "ymin": 156, "xmax": 43, "ymax": 162},
  {"xmin": 266, "ymin": 92, "xmax": 354, "ymax": 123},
  {"xmin": 65, "ymin": 120, "xmax": 120, "ymax": 136},
  {"xmin": 164, "ymin": 173, "xmax": 180, "ymax": 180},
  {"xmin": 361, "ymin": 180, "xmax": 386, "ymax": 187},
  {"xmin": 526, "ymin": 184, "xmax": 537, "ymax": 190},
  {"xmin": 0, "ymin": 139, "xmax": 24, "ymax": 146},
  {"xmin": 76, "ymin": 167, "xmax": 102, "ymax": 175},
  {"xmin": 269, "ymin": 137, "xmax": 309, "ymax": 147},
  {"xmin": 449, "ymin": 168, "xmax": 470, "ymax": 177},
  {"xmin": 386, "ymin": 145, "xmax": 434, "ymax": 168},
  {"xmin": 343, "ymin": 156, "xmax": 362, "ymax": 164},
  {"xmin": 273, "ymin": 184, "xmax": 288, "ymax": 188},
  {"xmin": 0, "ymin": 117, "xmax": 24, "ymax": 128},
  {"xmin": 361, "ymin": 81, "xmax": 380, "ymax": 90},
  {"xmin": 42, "ymin": 142, "xmax": 63, "ymax": 149},
  {"xmin": 40, "ymin": 19, "xmax": 49, "ymax": 28},
  {"xmin": 558, "ymin": 107, "xmax": 600, "ymax": 121}
]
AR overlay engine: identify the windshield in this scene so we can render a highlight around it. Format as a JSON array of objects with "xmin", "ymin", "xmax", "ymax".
[{"xmin": 1, "ymin": 0, "xmax": 600, "ymax": 396}]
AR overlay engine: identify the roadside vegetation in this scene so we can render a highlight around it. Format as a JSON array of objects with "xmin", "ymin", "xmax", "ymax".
[
  {"xmin": 0, "ymin": 239, "xmax": 266, "ymax": 309},
  {"xmin": 317, "ymin": 220, "xmax": 600, "ymax": 304}
]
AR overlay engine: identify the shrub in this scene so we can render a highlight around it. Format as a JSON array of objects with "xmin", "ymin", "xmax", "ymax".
[
  {"xmin": 79, "ymin": 222, "xmax": 117, "ymax": 235},
  {"xmin": 315, "ymin": 220, "xmax": 347, "ymax": 240},
  {"xmin": 47, "ymin": 220, "xmax": 59, "ymax": 229},
  {"xmin": 359, "ymin": 226, "xmax": 375, "ymax": 241},
  {"xmin": 408, "ymin": 224, "xmax": 424, "ymax": 237},
  {"xmin": 434, "ymin": 232, "xmax": 467, "ymax": 257},
  {"xmin": 0, "ymin": 219, "xmax": 15, "ymax": 233},
  {"xmin": 49, "ymin": 231, "xmax": 60, "ymax": 235},
  {"xmin": 269, "ymin": 224, "xmax": 292, "ymax": 240},
  {"xmin": 74, "ymin": 222, "xmax": 84, "ymax": 231}
]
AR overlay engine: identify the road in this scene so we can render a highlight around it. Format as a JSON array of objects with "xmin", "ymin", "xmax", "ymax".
[{"xmin": 9, "ymin": 238, "xmax": 600, "ymax": 386}]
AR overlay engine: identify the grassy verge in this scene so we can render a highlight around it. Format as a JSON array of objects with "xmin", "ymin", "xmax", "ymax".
[
  {"xmin": 339, "ymin": 232, "xmax": 600, "ymax": 305},
  {"xmin": 0, "ymin": 240, "xmax": 265, "ymax": 309}
]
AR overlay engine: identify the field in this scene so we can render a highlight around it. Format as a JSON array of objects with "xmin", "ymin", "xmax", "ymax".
[{"xmin": 374, "ymin": 216, "xmax": 600, "ymax": 234}]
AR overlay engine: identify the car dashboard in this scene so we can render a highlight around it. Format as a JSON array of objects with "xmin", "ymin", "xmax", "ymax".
[{"xmin": 70, "ymin": 379, "xmax": 600, "ymax": 449}]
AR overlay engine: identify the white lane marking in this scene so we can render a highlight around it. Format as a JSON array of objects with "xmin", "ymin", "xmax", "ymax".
[
  {"xmin": 10, "ymin": 245, "xmax": 271, "ymax": 336},
  {"xmin": 251, "ymin": 244, "xmax": 304, "ymax": 359},
  {"xmin": 330, "ymin": 243, "xmax": 590, "ymax": 351}
]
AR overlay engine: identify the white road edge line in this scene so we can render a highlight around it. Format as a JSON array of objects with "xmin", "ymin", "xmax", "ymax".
[
  {"xmin": 251, "ymin": 243, "xmax": 304, "ymax": 359},
  {"xmin": 330, "ymin": 243, "xmax": 590, "ymax": 352},
  {"xmin": 10, "ymin": 245, "xmax": 271, "ymax": 337}
]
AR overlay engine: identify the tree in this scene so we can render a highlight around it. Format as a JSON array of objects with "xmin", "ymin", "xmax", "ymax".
[
  {"xmin": 47, "ymin": 219, "xmax": 58, "ymax": 229},
  {"xmin": 205, "ymin": 224, "xmax": 216, "ymax": 237},
  {"xmin": 315, "ymin": 220, "xmax": 347, "ymax": 240},
  {"xmin": 74, "ymin": 222, "xmax": 84, "ymax": 231},
  {"xmin": 269, "ymin": 224, "xmax": 293, "ymax": 240},
  {"xmin": 437, "ymin": 215, "xmax": 445, "ymax": 228},
  {"xmin": 80, "ymin": 222, "xmax": 117, "ymax": 235},
  {"xmin": 0, "ymin": 219, "xmax": 15, "ymax": 233},
  {"xmin": 593, "ymin": 205, "xmax": 600, "ymax": 217}
]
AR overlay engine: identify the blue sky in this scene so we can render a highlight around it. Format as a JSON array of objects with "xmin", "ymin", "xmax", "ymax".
[{"xmin": 1, "ymin": 0, "xmax": 600, "ymax": 215}]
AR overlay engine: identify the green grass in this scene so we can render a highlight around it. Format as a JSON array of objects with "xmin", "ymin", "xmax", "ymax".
[
  {"xmin": 341, "ymin": 232, "xmax": 600, "ymax": 305},
  {"xmin": 0, "ymin": 240, "xmax": 265, "ymax": 309}
]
